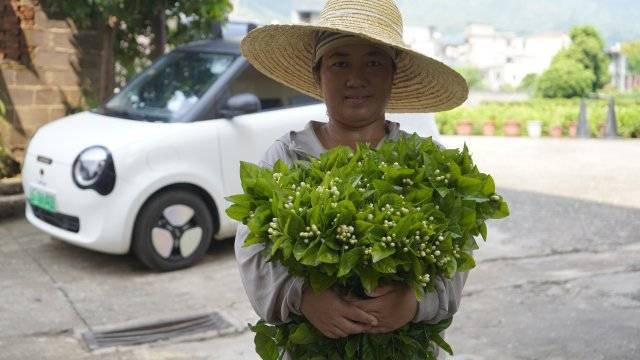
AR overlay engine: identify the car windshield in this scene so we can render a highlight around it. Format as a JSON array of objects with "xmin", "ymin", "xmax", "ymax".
[{"xmin": 100, "ymin": 51, "xmax": 236, "ymax": 122}]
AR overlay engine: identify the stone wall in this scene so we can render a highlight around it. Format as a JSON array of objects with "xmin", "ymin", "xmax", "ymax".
[{"xmin": 0, "ymin": 0, "xmax": 104, "ymax": 162}]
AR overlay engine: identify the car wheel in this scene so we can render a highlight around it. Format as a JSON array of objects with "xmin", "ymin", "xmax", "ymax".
[{"xmin": 133, "ymin": 190, "xmax": 214, "ymax": 271}]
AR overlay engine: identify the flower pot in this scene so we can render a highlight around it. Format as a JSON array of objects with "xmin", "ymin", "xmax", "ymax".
[
  {"xmin": 456, "ymin": 120, "xmax": 473, "ymax": 136},
  {"xmin": 568, "ymin": 121, "xmax": 577, "ymax": 137},
  {"xmin": 503, "ymin": 120, "xmax": 521, "ymax": 136},
  {"xmin": 482, "ymin": 121, "xmax": 496, "ymax": 136},
  {"xmin": 549, "ymin": 125, "xmax": 563, "ymax": 138},
  {"xmin": 526, "ymin": 120, "xmax": 542, "ymax": 138}
]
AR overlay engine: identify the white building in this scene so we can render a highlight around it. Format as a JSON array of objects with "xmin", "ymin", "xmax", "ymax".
[
  {"xmin": 403, "ymin": 26, "xmax": 444, "ymax": 60},
  {"xmin": 445, "ymin": 24, "xmax": 570, "ymax": 91}
]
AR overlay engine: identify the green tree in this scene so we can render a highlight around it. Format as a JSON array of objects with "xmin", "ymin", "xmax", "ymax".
[
  {"xmin": 44, "ymin": 0, "xmax": 232, "ymax": 98},
  {"xmin": 455, "ymin": 66, "xmax": 484, "ymax": 89},
  {"xmin": 622, "ymin": 40, "xmax": 640, "ymax": 74},
  {"xmin": 567, "ymin": 25, "xmax": 611, "ymax": 91},
  {"xmin": 536, "ymin": 57, "xmax": 594, "ymax": 98},
  {"xmin": 536, "ymin": 25, "xmax": 610, "ymax": 98},
  {"xmin": 518, "ymin": 73, "xmax": 538, "ymax": 91}
]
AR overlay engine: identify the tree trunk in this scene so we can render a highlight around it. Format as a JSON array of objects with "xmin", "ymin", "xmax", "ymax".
[
  {"xmin": 99, "ymin": 17, "xmax": 116, "ymax": 101},
  {"xmin": 151, "ymin": 5, "xmax": 166, "ymax": 60}
]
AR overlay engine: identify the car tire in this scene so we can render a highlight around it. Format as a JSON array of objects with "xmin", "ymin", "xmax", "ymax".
[{"xmin": 133, "ymin": 189, "xmax": 214, "ymax": 271}]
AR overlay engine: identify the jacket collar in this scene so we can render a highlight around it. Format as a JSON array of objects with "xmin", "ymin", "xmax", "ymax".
[{"xmin": 285, "ymin": 120, "xmax": 403, "ymax": 161}]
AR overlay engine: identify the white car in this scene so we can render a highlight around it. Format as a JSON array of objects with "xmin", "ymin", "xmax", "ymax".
[{"xmin": 22, "ymin": 25, "xmax": 441, "ymax": 271}]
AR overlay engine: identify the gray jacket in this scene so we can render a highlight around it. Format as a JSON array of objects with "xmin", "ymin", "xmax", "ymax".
[{"xmin": 234, "ymin": 120, "xmax": 467, "ymax": 358}]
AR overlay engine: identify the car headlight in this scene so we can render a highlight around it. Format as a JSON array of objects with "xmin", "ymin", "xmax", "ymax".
[{"xmin": 72, "ymin": 146, "xmax": 116, "ymax": 195}]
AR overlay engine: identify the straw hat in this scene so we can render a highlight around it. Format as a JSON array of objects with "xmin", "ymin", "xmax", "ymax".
[{"xmin": 240, "ymin": 0, "xmax": 468, "ymax": 113}]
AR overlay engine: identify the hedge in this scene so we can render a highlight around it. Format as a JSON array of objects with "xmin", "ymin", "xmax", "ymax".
[{"xmin": 435, "ymin": 97, "xmax": 640, "ymax": 138}]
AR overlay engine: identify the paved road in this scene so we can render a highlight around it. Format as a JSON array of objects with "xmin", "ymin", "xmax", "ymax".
[{"xmin": 1, "ymin": 136, "xmax": 639, "ymax": 360}]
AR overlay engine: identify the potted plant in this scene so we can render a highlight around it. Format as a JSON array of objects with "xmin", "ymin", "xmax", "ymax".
[
  {"xmin": 503, "ymin": 119, "xmax": 521, "ymax": 136},
  {"xmin": 526, "ymin": 120, "xmax": 542, "ymax": 138},
  {"xmin": 549, "ymin": 122, "xmax": 563, "ymax": 138},
  {"xmin": 482, "ymin": 120, "xmax": 496, "ymax": 136},
  {"xmin": 456, "ymin": 120, "xmax": 473, "ymax": 135},
  {"xmin": 568, "ymin": 121, "xmax": 577, "ymax": 137}
]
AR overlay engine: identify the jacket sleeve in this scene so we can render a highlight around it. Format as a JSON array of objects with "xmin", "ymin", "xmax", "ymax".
[
  {"xmin": 411, "ymin": 270, "xmax": 469, "ymax": 324},
  {"xmin": 234, "ymin": 140, "xmax": 306, "ymax": 324}
]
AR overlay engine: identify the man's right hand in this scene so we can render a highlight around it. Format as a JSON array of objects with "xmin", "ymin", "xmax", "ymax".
[{"xmin": 300, "ymin": 285, "xmax": 378, "ymax": 338}]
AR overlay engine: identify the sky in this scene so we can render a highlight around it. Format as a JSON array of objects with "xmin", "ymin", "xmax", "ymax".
[{"xmin": 230, "ymin": 0, "xmax": 640, "ymax": 45}]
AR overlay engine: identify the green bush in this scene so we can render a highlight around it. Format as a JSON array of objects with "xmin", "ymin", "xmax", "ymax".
[
  {"xmin": 435, "ymin": 97, "xmax": 640, "ymax": 138},
  {"xmin": 0, "ymin": 100, "xmax": 20, "ymax": 179}
]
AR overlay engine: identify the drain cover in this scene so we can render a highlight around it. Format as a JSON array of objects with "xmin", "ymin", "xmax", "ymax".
[{"xmin": 82, "ymin": 312, "xmax": 233, "ymax": 350}]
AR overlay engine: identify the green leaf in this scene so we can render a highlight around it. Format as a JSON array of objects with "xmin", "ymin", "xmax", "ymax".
[
  {"xmin": 391, "ymin": 213, "xmax": 419, "ymax": 239},
  {"xmin": 356, "ymin": 267, "xmax": 380, "ymax": 293},
  {"xmin": 435, "ymin": 187, "xmax": 449, "ymax": 197},
  {"xmin": 481, "ymin": 175, "xmax": 496, "ymax": 196},
  {"xmin": 355, "ymin": 220, "xmax": 374, "ymax": 235},
  {"xmin": 310, "ymin": 271, "xmax": 336, "ymax": 292},
  {"xmin": 345, "ymin": 336, "xmax": 359, "ymax": 358},
  {"xmin": 448, "ymin": 161, "xmax": 461, "ymax": 177},
  {"xmin": 253, "ymin": 331, "xmax": 279, "ymax": 360},
  {"xmin": 372, "ymin": 179, "xmax": 395, "ymax": 193},
  {"xmin": 273, "ymin": 159, "xmax": 288, "ymax": 174},
  {"xmin": 445, "ymin": 257, "xmax": 457, "ymax": 278},
  {"xmin": 492, "ymin": 200, "xmax": 510, "ymax": 219},
  {"xmin": 407, "ymin": 187, "xmax": 433, "ymax": 204},
  {"xmin": 338, "ymin": 247, "xmax": 363, "ymax": 277},
  {"xmin": 456, "ymin": 176, "xmax": 482, "ymax": 194},
  {"xmin": 456, "ymin": 251, "xmax": 476, "ymax": 272},
  {"xmin": 240, "ymin": 161, "xmax": 263, "ymax": 191},
  {"xmin": 480, "ymin": 223, "xmax": 487, "ymax": 241},
  {"xmin": 372, "ymin": 256, "xmax": 397, "ymax": 273},
  {"xmin": 424, "ymin": 317, "xmax": 453, "ymax": 334},
  {"xmin": 284, "ymin": 211, "xmax": 304, "ymax": 240},
  {"xmin": 431, "ymin": 333, "xmax": 453, "ymax": 355},
  {"xmin": 337, "ymin": 200, "xmax": 357, "ymax": 223},
  {"xmin": 362, "ymin": 335, "xmax": 376, "ymax": 360},
  {"xmin": 225, "ymin": 194, "xmax": 253, "ymax": 206},
  {"xmin": 462, "ymin": 234, "xmax": 479, "ymax": 251},
  {"xmin": 242, "ymin": 232, "xmax": 262, "ymax": 247},
  {"xmin": 411, "ymin": 256, "xmax": 423, "ymax": 276},
  {"xmin": 225, "ymin": 204, "xmax": 250, "ymax": 221},
  {"xmin": 295, "ymin": 239, "xmax": 320, "ymax": 265},
  {"xmin": 249, "ymin": 321, "xmax": 277, "ymax": 338},
  {"xmin": 289, "ymin": 323, "xmax": 317, "ymax": 345},
  {"xmin": 371, "ymin": 243, "xmax": 395, "ymax": 263},
  {"xmin": 460, "ymin": 206, "xmax": 476, "ymax": 228},
  {"xmin": 252, "ymin": 178, "xmax": 274, "ymax": 198},
  {"xmin": 318, "ymin": 242, "xmax": 339, "ymax": 264}
]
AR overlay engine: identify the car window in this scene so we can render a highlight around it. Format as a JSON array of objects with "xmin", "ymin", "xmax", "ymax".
[
  {"xmin": 225, "ymin": 65, "xmax": 320, "ymax": 111},
  {"xmin": 102, "ymin": 51, "xmax": 236, "ymax": 122}
]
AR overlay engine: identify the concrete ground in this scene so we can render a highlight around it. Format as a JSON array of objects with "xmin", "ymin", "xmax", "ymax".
[{"xmin": 1, "ymin": 136, "xmax": 639, "ymax": 360}]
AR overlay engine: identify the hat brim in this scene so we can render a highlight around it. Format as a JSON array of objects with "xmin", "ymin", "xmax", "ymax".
[{"xmin": 241, "ymin": 24, "xmax": 468, "ymax": 113}]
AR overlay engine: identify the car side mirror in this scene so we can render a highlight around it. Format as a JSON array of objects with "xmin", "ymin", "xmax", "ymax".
[{"xmin": 220, "ymin": 93, "xmax": 261, "ymax": 118}]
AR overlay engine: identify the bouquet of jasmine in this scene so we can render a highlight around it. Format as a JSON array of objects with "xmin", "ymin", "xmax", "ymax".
[{"xmin": 226, "ymin": 134, "xmax": 509, "ymax": 359}]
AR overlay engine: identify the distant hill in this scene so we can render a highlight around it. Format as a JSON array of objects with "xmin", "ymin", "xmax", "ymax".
[{"xmin": 232, "ymin": 0, "xmax": 640, "ymax": 45}]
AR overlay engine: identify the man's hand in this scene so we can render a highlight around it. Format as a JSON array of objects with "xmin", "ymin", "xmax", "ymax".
[
  {"xmin": 349, "ymin": 283, "xmax": 418, "ymax": 333},
  {"xmin": 300, "ymin": 285, "xmax": 378, "ymax": 338}
]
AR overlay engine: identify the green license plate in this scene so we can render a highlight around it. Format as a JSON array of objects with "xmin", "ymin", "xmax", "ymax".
[{"xmin": 29, "ymin": 187, "xmax": 57, "ymax": 212}]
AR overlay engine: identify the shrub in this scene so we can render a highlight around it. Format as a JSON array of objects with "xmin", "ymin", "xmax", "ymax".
[
  {"xmin": 0, "ymin": 100, "xmax": 21, "ymax": 179},
  {"xmin": 435, "ymin": 97, "xmax": 640, "ymax": 138}
]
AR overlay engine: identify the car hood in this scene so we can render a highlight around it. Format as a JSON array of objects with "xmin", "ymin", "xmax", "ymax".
[{"xmin": 25, "ymin": 111, "xmax": 174, "ymax": 165}]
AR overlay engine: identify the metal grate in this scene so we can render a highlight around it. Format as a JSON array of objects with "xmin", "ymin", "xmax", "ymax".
[
  {"xmin": 82, "ymin": 312, "xmax": 233, "ymax": 350},
  {"xmin": 32, "ymin": 204, "xmax": 80, "ymax": 233}
]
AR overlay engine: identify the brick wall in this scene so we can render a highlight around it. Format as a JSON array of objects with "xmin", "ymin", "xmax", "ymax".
[{"xmin": 0, "ymin": 0, "xmax": 104, "ymax": 162}]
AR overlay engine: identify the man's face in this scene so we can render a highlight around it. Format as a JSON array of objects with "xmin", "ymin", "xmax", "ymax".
[{"xmin": 318, "ymin": 43, "xmax": 395, "ymax": 128}]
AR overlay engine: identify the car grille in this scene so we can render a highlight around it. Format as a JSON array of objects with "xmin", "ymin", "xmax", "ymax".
[{"xmin": 32, "ymin": 205, "xmax": 80, "ymax": 233}]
